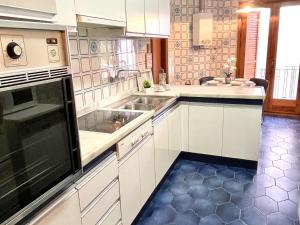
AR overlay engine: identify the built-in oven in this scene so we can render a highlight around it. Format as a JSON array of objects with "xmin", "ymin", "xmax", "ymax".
[
  {"xmin": 0, "ymin": 27, "xmax": 81, "ymax": 224},
  {"xmin": 0, "ymin": 76, "xmax": 81, "ymax": 224}
]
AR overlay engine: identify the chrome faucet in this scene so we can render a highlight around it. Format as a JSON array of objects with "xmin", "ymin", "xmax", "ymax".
[
  {"xmin": 109, "ymin": 69, "xmax": 143, "ymax": 91},
  {"xmin": 116, "ymin": 69, "xmax": 142, "ymax": 80}
]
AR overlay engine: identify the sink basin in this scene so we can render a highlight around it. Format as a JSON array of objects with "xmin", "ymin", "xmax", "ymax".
[
  {"xmin": 132, "ymin": 96, "xmax": 172, "ymax": 105},
  {"xmin": 107, "ymin": 95, "xmax": 177, "ymax": 115},
  {"xmin": 121, "ymin": 103, "xmax": 156, "ymax": 111}
]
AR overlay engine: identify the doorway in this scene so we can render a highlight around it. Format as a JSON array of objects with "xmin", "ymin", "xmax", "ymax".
[{"xmin": 237, "ymin": 2, "xmax": 300, "ymax": 116}]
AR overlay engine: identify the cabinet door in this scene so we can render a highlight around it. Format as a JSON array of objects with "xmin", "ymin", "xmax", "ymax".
[
  {"xmin": 145, "ymin": 0, "xmax": 159, "ymax": 34},
  {"xmin": 75, "ymin": 0, "xmax": 126, "ymax": 23},
  {"xmin": 154, "ymin": 116, "xmax": 170, "ymax": 185},
  {"xmin": 159, "ymin": 0, "xmax": 170, "ymax": 36},
  {"xmin": 54, "ymin": 0, "xmax": 77, "ymax": 27},
  {"xmin": 168, "ymin": 106, "xmax": 181, "ymax": 163},
  {"xmin": 180, "ymin": 104, "xmax": 189, "ymax": 152},
  {"xmin": 139, "ymin": 136, "xmax": 156, "ymax": 206},
  {"xmin": 223, "ymin": 105, "xmax": 262, "ymax": 161},
  {"xmin": 189, "ymin": 103, "xmax": 223, "ymax": 156},
  {"xmin": 126, "ymin": 0, "xmax": 145, "ymax": 34},
  {"xmin": 29, "ymin": 189, "xmax": 81, "ymax": 225},
  {"xmin": 119, "ymin": 151, "xmax": 141, "ymax": 225}
]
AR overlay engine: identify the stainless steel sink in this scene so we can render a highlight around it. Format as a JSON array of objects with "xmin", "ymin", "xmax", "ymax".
[
  {"xmin": 132, "ymin": 96, "xmax": 171, "ymax": 105},
  {"xmin": 121, "ymin": 103, "xmax": 157, "ymax": 111},
  {"xmin": 107, "ymin": 95, "xmax": 177, "ymax": 115}
]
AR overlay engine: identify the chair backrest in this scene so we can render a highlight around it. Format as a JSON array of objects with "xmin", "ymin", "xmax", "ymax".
[
  {"xmin": 250, "ymin": 78, "xmax": 269, "ymax": 93},
  {"xmin": 199, "ymin": 76, "xmax": 214, "ymax": 85}
]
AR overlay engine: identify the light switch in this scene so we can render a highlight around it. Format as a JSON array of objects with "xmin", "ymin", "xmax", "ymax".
[{"xmin": 47, "ymin": 45, "xmax": 60, "ymax": 63}]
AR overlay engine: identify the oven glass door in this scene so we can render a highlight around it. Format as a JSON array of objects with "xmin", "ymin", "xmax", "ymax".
[{"xmin": 0, "ymin": 79, "xmax": 76, "ymax": 223}]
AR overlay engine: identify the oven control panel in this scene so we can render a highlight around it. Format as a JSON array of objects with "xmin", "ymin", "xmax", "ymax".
[
  {"xmin": 1, "ymin": 35, "xmax": 27, "ymax": 67},
  {"xmin": 0, "ymin": 29, "xmax": 67, "ymax": 73},
  {"xmin": 117, "ymin": 120, "xmax": 153, "ymax": 160}
]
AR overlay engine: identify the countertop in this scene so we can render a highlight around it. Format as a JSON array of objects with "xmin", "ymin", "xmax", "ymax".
[
  {"xmin": 79, "ymin": 85, "xmax": 265, "ymax": 166},
  {"xmin": 136, "ymin": 85, "xmax": 265, "ymax": 100},
  {"xmin": 79, "ymin": 109, "xmax": 154, "ymax": 166}
]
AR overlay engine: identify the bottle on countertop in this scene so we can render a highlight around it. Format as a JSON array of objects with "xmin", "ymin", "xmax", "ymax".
[{"xmin": 159, "ymin": 69, "xmax": 167, "ymax": 86}]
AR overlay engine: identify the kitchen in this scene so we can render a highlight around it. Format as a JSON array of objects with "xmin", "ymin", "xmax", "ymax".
[{"xmin": 0, "ymin": 0, "xmax": 299, "ymax": 225}]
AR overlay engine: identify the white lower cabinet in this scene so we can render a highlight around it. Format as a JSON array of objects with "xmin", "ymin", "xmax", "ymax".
[
  {"xmin": 180, "ymin": 103, "xmax": 189, "ymax": 151},
  {"xmin": 139, "ymin": 136, "xmax": 156, "ymax": 206},
  {"xmin": 223, "ymin": 105, "xmax": 262, "ymax": 161},
  {"xmin": 189, "ymin": 103, "xmax": 223, "ymax": 156},
  {"xmin": 168, "ymin": 105, "xmax": 181, "ymax": 162},
  {"xmin": 119, "ymin": 150, "xmax": 141, "ymax": 225},
  {"xmin": 96, "ymin": 201, "xmax": 122, "ymax": 225},
  {"xmin": 29, "ymin": 188, "xmax": 81, "ymax": 225},
  {"xmin": 153, "ymin": 115, "xmax": 170, "ymax": 185},
  {"xmin": 81, "ymin": 181, "xmax": 120, "ymax": 225},
  {"xmin": 119, "ymin": 136, "xmax": 155, "ymax": 225}
]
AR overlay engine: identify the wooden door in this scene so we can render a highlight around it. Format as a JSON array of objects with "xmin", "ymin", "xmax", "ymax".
[{"xmin": 237, "ymin": 1, "xmax": 300, "ymax": 116}]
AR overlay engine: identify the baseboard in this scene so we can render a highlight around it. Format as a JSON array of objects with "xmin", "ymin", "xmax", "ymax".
[{"xmin": 180, "ymin": 151, "xmax": 258, "ymax": 170}]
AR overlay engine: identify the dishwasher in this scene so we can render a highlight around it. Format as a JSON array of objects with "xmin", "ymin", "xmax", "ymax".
[{"xmin": 117, "ymin": 120, "xmax": 156, "ymax": 225}]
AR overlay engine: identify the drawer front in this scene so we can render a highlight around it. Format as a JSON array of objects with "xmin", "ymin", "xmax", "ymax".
[
  {"xmin": 77, "ymin": 156, "xmax": 118, "ymax": 211},
  {"xmin": 117, "ymin": 120, "xmax": 153, "ymax": 160},
  {"xmin": 82, "ymin": 181, "xmax": 120, "ymax": 225},
  {"xmin": 97, "ymin": 201, "xmax": 122, "ymax": 225}
]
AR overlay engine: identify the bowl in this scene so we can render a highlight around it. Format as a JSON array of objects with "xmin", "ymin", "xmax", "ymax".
[
  {"xmin": 230, "ymin": 81, "xmax": 243, "ymax": 86},
  {"xmin": 207, "ymin": 80, "xmax": 219, "ymax": 86},
  {"xmin": 214, "ymin": 77, "xmax": 225, "ymax": 82}
]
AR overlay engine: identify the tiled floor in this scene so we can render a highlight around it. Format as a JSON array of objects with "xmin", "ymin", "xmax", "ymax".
[{"xmin": 136, "ymin": 116, "xmax": 300, "ymax": 225}]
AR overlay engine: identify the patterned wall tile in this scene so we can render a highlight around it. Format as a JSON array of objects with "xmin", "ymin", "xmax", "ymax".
[{"xmin": 70, "ymin": 29, "xmax": 151, "ymax": 112}]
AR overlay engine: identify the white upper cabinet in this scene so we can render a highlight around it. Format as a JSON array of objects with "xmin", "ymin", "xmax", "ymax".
[
  {"xmin": 75, "ymin": 0, "xmax": 126, "ymax": 27},
  {"xmin": 0, "ymin": 0, "xmax": 77, "ymax": 27},
  {"xmin": 126, "ymin": 0, "xmax": 170, "ymax": 37},
  {"xmin": 0, "ymin": 0, "xmax": 57, "ymax": 22},
  {"xmin": 145, "ymin": 0, "xmax": 160, "ymax": 35},
  {"xmin": 126, "ymin": 0, "xmax": 145, "ymax": 35},
  {"xmin": 54, "ymin": 0, "xmax": 76, "ymax": 27},
  {"xmin": 159, "ymin": 0, "xmax": 170, "ymax": 36}
]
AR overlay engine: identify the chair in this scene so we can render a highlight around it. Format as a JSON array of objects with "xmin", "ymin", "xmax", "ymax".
[
  {"xmin": 250, "ymin": 78, "xmax": 269, "ymax": 122},
  {"xmin": 250, "ymin": 78, "xmax": 269, "ymax": 93},
  {"xmin": 199, "ymin": 76, "xmax": 214, "ymax": 85}
]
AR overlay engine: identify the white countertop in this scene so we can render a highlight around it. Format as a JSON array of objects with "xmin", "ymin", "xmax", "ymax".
[
  {"xmin": 136, "ymin": 85, "xmax": 265, "ymax": 100},
  {"xmin": 79, "ymin": 110, "xmax": 154, "ymax": 166},
  {"xmin": 79, "ymin": 85, "xmax": 265, "ymax": 166}
]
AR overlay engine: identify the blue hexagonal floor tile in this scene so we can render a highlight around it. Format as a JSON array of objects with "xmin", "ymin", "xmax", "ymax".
[
  {"xmin": 209, "ymin": 188, "xmax": 230, "ymax": 204},
  {"xmin": 136, "ymin": 116, "xmax": 300, "ymax": 225},
  {"xmin": 216, "ymin": 203, "xmax": 240, "ymax": 223}
]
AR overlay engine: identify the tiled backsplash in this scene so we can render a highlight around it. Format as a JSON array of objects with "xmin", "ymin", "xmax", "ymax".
[
  {"xmin": 168, "ymin": 0, "xmax": 239, "ymax": 85},
  {"xmin": 68, "ymin": 28, "xmax": 152, "ymax": 113}
]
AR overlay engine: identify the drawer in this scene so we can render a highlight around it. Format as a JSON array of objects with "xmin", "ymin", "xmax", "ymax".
[
  {"xmin": 82, "ymin": 180, "xmax": 120, "ymax": 225},
  {"xmin": 97, "ymin": 201, "xmax": 122, "ymax": 225},
  {"xmin": 117, "ymin": 120, "xmax": 153, "ymax": 160},
  {"xmin": 76, "ymin": 155, "xmax": 118, "ymax": 211}
]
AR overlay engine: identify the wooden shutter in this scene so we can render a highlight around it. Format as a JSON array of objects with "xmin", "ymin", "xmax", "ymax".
[{"xmin": 244, "ymin": 12, "xmax": 260, "ymax": 78}]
